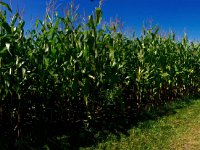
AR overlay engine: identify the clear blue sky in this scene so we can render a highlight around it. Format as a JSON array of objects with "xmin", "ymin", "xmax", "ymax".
[{"xmin": 2, "ymin": 0, "xmax": 200, "ymax": 40}]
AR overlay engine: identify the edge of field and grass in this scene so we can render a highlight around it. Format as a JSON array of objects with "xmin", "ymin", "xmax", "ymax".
[{"xmin": 79, "ymin": 97, "xmax": 200, "ymax": 150}]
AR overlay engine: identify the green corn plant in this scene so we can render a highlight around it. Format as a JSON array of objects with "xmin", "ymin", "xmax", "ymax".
[{"xmin": 1, "ymin": 1, "xmax": 200, "ymax": 148}]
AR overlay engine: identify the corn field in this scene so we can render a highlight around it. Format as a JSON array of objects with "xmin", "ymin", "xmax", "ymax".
[{"xmin": 0, "ymin": 1, "xmax": 200, "ymax": 148}]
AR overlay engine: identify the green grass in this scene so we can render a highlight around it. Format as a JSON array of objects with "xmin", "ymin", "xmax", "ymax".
[{"xmin": 80, "ymin": 98, "xmax": 200, "ymax": 150}]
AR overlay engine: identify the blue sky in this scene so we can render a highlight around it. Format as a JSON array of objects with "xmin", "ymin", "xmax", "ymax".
[{"xmin": 1, "ymin": 0, "xmax": 200, "ymax": 40}]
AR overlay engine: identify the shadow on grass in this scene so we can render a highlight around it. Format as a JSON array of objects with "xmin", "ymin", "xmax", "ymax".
[
  {"xmin": 1, "ymin": 96, "xmax": 199, "ymax": 150},
  {"xmin": 45, "ymin": 96, "xmax": 199, "ymax": 150}
]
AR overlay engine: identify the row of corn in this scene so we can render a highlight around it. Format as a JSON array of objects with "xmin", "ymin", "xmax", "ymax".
[{"xmin": 0, "ymin": 2, "xmax": 199, "ymax": 141}]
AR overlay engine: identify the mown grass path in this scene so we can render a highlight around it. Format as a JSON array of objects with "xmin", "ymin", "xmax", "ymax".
[
  {"xmin": 82, "ymin": 99, "xmax": 200, "ymax": 150},
  {"xmin": 171, "ymin": 99, "xmax": 200, "ymax": 150}
]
